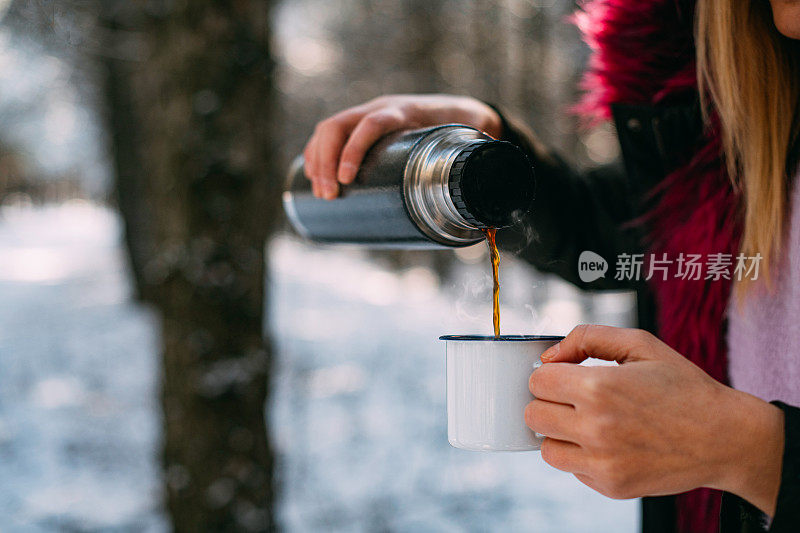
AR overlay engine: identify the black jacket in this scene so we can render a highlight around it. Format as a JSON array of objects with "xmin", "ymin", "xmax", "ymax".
[{"xmin": 492, "ymin": 101, "xmax": 800, "ymax": 533}]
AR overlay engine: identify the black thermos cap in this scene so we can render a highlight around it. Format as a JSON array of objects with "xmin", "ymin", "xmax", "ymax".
[{"xmin": 447, "ymin": 141, "xmax": 535, "ymax": 229}]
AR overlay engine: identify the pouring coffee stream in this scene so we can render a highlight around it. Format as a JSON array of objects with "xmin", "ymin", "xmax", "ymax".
[
  {"xmin": 483, "ymin": 227, "xmax": 501, "ymax": 337},
  {"xmin": 283, "ymin": 124, "xmax": 534, "ymax": 334}
]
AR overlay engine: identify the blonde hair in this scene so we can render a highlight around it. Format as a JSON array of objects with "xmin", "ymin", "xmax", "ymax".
[{"xmin": 696, "ymin": 0, "xmax": 800, "ymax": 294}]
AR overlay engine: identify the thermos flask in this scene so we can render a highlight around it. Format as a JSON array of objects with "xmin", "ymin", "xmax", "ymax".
[{"xmin": 282, "ymin": 124, "xmax": 535, "ymax": 248}]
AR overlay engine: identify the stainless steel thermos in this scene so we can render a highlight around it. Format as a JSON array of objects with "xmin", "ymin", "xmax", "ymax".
[{"xmin": 282, "ymin": 124, "xmax": 535, "ymax": 248}]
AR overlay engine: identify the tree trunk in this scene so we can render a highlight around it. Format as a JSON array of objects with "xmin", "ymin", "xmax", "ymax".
[
  {"xmin": 100, "ymin": 1, "xmax": 279, "ymax": 530},
  {"xmin": 100, "ymin": 13, "xmax": 153, "ymax": 301}
]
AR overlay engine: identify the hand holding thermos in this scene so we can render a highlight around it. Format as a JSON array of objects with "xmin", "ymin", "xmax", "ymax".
[
  {"xmin": 284, "ymin": 94, "xmax": 535, "ymax": 247},
  {"xmin": 301, "ymin": 94, "xmax": 504, "ymax": 199}
]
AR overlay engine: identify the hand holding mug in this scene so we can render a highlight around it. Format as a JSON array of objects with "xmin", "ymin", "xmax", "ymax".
[{"xmin": 525, "ymin": 324, "xmax": 784, "ymax": 516}]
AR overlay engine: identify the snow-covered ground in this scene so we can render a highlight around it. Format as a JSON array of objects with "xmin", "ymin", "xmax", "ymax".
[
  {"xmin": 0, "ymin": 203, "xmax": 638, "ymax": 531},
  {"xmin": 0, "ymin": 202, "xmax": 165, "ymax": 531}
]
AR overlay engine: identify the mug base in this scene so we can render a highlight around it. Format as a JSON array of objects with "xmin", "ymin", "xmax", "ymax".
[{"xmin": 448, "ymin": 438, "xmax": 542, "ymax": 452}]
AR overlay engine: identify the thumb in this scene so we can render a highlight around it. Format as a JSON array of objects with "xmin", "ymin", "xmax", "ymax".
[{"xmin": 540, "ymin": 324, "xmax": 656, "ymax": 365}]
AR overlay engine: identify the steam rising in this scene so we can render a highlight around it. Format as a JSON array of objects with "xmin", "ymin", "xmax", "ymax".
[
  {"xmin": 498, "ymin": 209, "xmax": 538, "ymax": 256},
  {"xmin": 524, "ymin": 303, "xmax": 551, "ymax": 337},
  {"xmin": 454, "ymin": 272, "xmax": 493, "ymax": 326}
]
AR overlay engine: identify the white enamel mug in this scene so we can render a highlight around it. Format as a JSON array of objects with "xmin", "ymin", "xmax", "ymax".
[{"xmin": 440, "ymin": 335, "xmax": 564, "ymax": 451}]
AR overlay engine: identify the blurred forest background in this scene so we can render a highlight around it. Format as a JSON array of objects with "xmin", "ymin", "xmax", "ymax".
[{"xmin": 0, "ymin": 0, "xmax": 633, "ymax": 531}]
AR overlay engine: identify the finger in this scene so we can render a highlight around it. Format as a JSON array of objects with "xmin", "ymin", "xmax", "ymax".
[
  {"xmin": 541, "ymin": 324, "xmax": 657, "ymax": 365},
  {"xmin": 303, "ymin": 133, "xmax": 327, "ymax": 199},
  {"xmin": 540, "ymin": 437, "xmax": 587, "ymax": 474},
  {"xmin": 304, "ymin": 108, "xmax": 366, "ymax": 198},
  {"xmin": 524, "ymin": 399, "xmax": 579, "ymax": 443},
  {"xmin": 313, "ymin": 139, "xmax": 338, "ymax": 200},
  {"xmin": 574, "ymin": 473, "xmax": 597, "ymax": 490},
  {"xmin": 312, "ymin": 125, "xmax": 343, "ymax": 200},
  {"xmin": 338, "ymin": 109, "xmax": 405, "ymax": 185},
  {"xmin": 528, "ymin": 362, "xmax": 589, "ymax": 405},
  {"xmin": 315, "ymin": 111, "xmax": 367, "ymax": 199},
  {"xmin": 302, "ymin": 132, "xmax": 318, "ymax": 180}
]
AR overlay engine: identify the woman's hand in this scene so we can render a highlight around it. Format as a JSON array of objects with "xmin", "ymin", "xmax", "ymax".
[
  {"xmin": 526, "ymin": 324, "xmax": 785, "ymax": 516},
  {"xmin": 302, "ymin": 94, "xmax": 502, "ymax": 199}
]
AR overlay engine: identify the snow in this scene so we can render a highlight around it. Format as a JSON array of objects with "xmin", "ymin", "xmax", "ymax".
[
  {"xmin": 0, "ymin": 203, "xmax": 638, "ymax": 531},
  {"xmin": 0, "ymin": 202, "xmax": 165, "ymax": 531}
]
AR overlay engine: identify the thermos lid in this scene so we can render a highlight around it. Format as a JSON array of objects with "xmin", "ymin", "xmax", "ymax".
[{"xmin": 447, "ymin": 141, "xmax": 535, "ymax": 229}]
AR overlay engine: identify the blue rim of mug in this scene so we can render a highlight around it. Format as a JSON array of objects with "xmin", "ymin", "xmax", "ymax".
[{"xmin": 438, "ymin": 335, "xmax": 564, "ymax": 342}]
